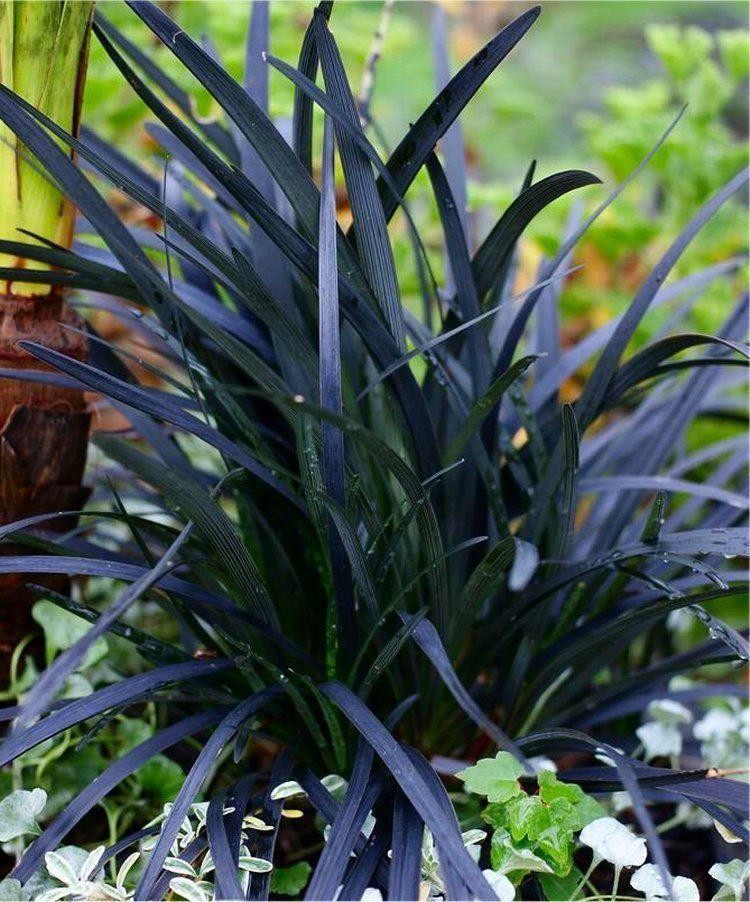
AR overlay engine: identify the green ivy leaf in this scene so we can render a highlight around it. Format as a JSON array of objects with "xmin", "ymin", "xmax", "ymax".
[
  {"xmin": 538, "ymin": 771, "xmax": 605, "ymax": 831},
  {"xmin": 535, "ymin": 821, "xmax": 573, "ymax": 877},
  {"xmin": 137, "ymin": 755, "xmax": 184, "ymax": 804},
  {"xmin": 457, "ymin": 752, "xmax": 525, "ymax": 803},
  {"xmin": 539, "ymin": 867, "xmax": 585, "ymax": 901},
  {"xmin": 270, "ymin": 862, "xmax": 312, "ymax": 897},
  {"xmin": 506, "ymin": 795, "xmax": 550, "ymax": 842},
  {"xmin": 117, "ymin": 717, "xmax": 155, "ymax": 753},
  {"xmin": 490, "ymin": 828, "xmax": 553, "ymax": 878},
  {"xmin": 0, "ymin": 788, "xmax": 46, "ymax": 842},
  {"xmin": 32, "ymin": 600, "xmax": 108, "ymax": 667}
]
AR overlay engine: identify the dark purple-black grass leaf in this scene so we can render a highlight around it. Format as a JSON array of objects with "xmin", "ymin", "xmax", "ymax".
[
  {"xmin": 431, "ymin": 6, "xmax": 469, "ymax": 246},
  {"xmin": 357, "ymin": 267, "xmax": 579, "ymax": 399},
  {"xmin": 93, "ymin": 826, "xmax": 161, "ymax": 879},
  {"xmin": 339, "ymin": 826, "xmax": 390, "ymax": 900},
  {"xmin": 554, "ymin": 404, "xmax": 580, "ymax": 558},
  {"xmin": 556, "ymin": 636, "xmax": 744, "ymax": 727},
  {"xmin": 403, "ymin": 615, "xmax": 527, "ymax": 764},
  {"xmin": 0, "ymin": 660, "xmax": 230, "ymax": 767},
  {"xmin": 579, "ymin": 475, "xmax": 748, "ymax": 511},
  {"xmin": 226, "ymin": 775, "xmax": 256, "ymax": 870},
  {"xmin": 528, "ymin": 585, "xmax": 748, "ymax": 696},
  {"xmin": 248, "ymin": 750, "xmax": 293, "ymax": 901},
  {"xmin": 242, "ymin": 0, "xmax": 269, "ymax": 167},
  {"xmin": 79, "ymin": 123, "xmax": 160, "ymax": 193},
  {"xmin": 93, "ymin": 22, "xmax": 442, "ymax": 478},
  {"xmin": 123, "ymin": 0, "xmax": 320, "ymax": 237},
  {"xmin": 527, "ymin": 258, "xmax": 744, "ymax": 415},
  {"xmin": 12, "ymin": 711, "xmax": 223, "ymax": 884},
  {"xmin": 375, "ymin": 6, "xmax": 541, "ymax": 226},
  {"xmin": 25, "ymin": 582, "xmax": 189, "ymax": 668},
  {"xmin": 151, "ymin": 839, "xmax": 209, "ymax": 900},
  {"xmin": 93, "ymin": 20, "xmax": 373, "ymax": 310},
  {"xmin": 95, "ymin": 435, "xmax": 279, "ymax": 624},
  {"xmin": 318, "ymin": 114, "xmax": 356, "ymax": 656},
  {"xmin": 388, "ymin": 792, "xmax": 422, "ymax": 902},
  {"xmin": 573, "ymin": 683, "xmax": 746, "ymax": 729},
  {"xmin": 0, "ymin": 554, "xmax": 319, "ymax": 670},
  {"xmin": 472, "ymin": 170, "xmax": 600, "ymax": 306},
  {"xmin": 404, "ymin": 746, "xmax": 473, "ymax": 900},
  {"xmin": 523, "ymin": 530, "xmax": 749, "ymax": 607},
  {"xmin": 14, "ymin": 522, "xmax": 197, "ymax": 729},
  {"xmin": 266, "ymin": 49, "xmax": 441, "ymax": 305},
  {"xmin": 292, "ymin": 1, "xmax": 332, "ymax": 174},
  {"xmin": 322, "ymin": 682, "xmax": 496, "ymax": 900},
  {"xmin": 305, "ymin": 740, "xmax": 375, "ymax": 901},
  {"xmin": 22, "ymin": 342, "xmax": 297, "ymax": 506},
  {"xmin": 445, "ymin": 355, "xmax": 539, "ymax": 463},
  {"xmin": 426, "ymin": 152, "xmax": 489, "ymax": 393},
  {"xmin": 589, "ymin": 295, "xmax": 749, "ymax": 550},
  {"xmin": 314, "ymin": 11, "xmax": 405, "ymax": 350},
  {"xmin": 360, "ymin": 609, "xmax": 429, "ymax": 697},
  {"xmin": 577, "ymin": 170, "xmax": 748, "ymax": 430},
  {"xmin": 604, "ymin": 333, "xmax": 748, "ymax": 407},
  {"xmin": 207, "ymin": 790, "xmax": 244, "ymax": 901},
  {"xmin": 94, "ymin": 12, "xmax": 237, "ymax": 161},
  {"xmin": 606, "ymin": 747, "xmax": 674, "ymax": 895},
  {"xmin": 136, "ymin": 688, "xmax": 280, "ymax": 898}
]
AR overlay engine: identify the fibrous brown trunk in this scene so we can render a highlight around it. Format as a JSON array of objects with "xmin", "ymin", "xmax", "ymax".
[
  {"xmin": 0, "ymin": 291, "xmax": 90, "ymax": 674},
  {"xmin": 0, "ymin": 1, "xmax": 94, "ymax": 679}
]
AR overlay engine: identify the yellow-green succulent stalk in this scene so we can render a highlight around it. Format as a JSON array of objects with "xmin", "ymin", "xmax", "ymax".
[{"xmin": 0, "ymin": 1, "xmax": 94, "ymax": 295}]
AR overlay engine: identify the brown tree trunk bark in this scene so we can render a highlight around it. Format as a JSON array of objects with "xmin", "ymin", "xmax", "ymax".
[
  {"xmin": 0, "ymin": 1, "xmax": 94, "ymax": 680},
  {"xmin": 0, "ymin": 291, "xmax": 90, "ymax": 677}
]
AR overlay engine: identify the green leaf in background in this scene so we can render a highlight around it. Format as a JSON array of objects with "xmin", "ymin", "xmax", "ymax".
[
  {"xmin": 269, "ymin": 862, "xmax": 312, "ymax": 897},
  {"xmin": 457, "ymin": 752, "xmax": 525, "ymax": 803},
  {"xmin": 32, "ymin": 600, "xmax": 108, "ymax": 668},
  {"xmin": 117, "ymin": 717, "xmax": 154, "ymax": 752},
  {"xmin": 539, "ymin": 867, "xmax": 586, "ymax": 901},
  {"xmin": 137, "ymin": 755, "xmax": 185, "ymax": 804},
  {"xmin": 0, "ymin": 788, "xmax": 46, "ymax": 842}
]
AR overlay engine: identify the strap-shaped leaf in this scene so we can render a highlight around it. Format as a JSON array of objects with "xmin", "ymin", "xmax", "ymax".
[
  {"xmin": 314, "ymin": 12, "xmax": 405, "ymax": 350},
  {"xmin": 136, "ymin": 688, "xmax": 280, "ymax": 897},
  {"xmin": 374, "ymin": 6, "xmax": 541, "ymax": 225},
  {"xmin": 322, "ymin": 682, "xmax": 497, "ymax": 900},
  {"xmin": 12, "ymin": 711, "xmax": 223, "ymax": 884}
]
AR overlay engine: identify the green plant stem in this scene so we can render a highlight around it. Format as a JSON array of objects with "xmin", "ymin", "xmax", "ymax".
[{"xmin": 573, "ymin": 857, "xmax": 600, "ymax": 898}]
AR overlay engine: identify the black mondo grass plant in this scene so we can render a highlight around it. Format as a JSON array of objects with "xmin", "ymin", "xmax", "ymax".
[{"xmin": 0, "ymin": 2, "xmax": 748, "ymax": 900}]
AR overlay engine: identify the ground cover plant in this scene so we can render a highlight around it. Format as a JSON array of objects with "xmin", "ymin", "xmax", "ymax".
[{"xmin": 0, "ymin": 1, "xmax": 747, "ymax": 899}]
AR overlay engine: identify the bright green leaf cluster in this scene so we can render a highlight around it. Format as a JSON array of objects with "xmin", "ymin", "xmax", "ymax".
[{"xmin": 458, "ymin": 755, "xmax": 604, "ymax": 884}]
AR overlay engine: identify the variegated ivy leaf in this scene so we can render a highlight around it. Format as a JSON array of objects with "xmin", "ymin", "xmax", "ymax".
[
  {"xmin": 244, "ymin": 814, "xmax": 274, "ymax": 831},
  {"xmin": 164, "ymin": 857, "xmax": 198, "ymax": 878},
  {"xmin": 490, "ymin": 830, "xmax": 553, "ymax": 876},
  {"xmin": 709, "ymin": 859, "xmax": 750, "ymax": 901},
  {"xmin": 238, "ymin": 854, "xmax": 273, "ymax": 873},
  {"xmin": 44, "ymin": 850, "xmax": 81, "ymax": 887},
  {"xmin": 270, "ymin": 780, "xmax": 305, "ymax": 801},
  {"xmin": 168, "ymin": 876, "xmax": 213, "ymax": 902},
  {"xmin": 0, "ymin": 878, "xmax": 22, "ymax": 901}
]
